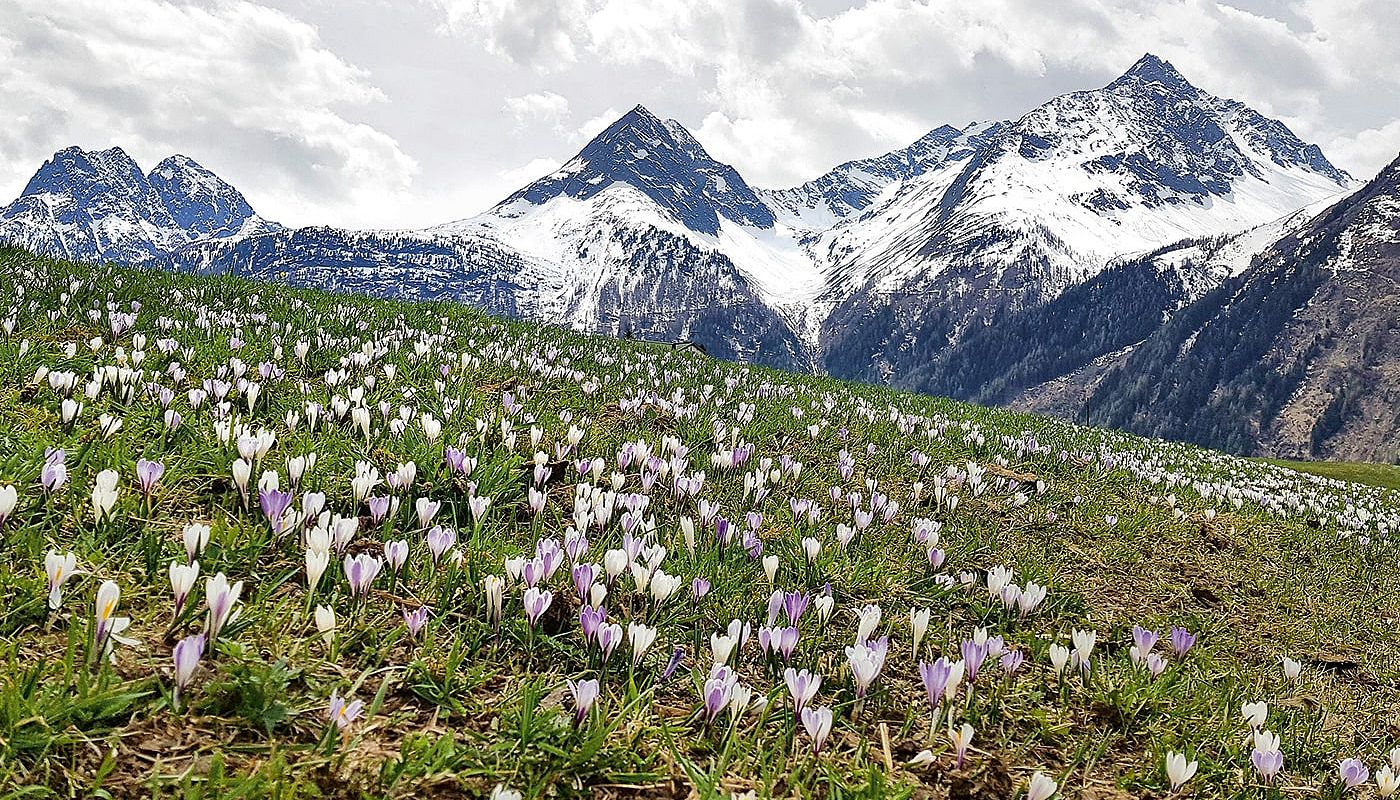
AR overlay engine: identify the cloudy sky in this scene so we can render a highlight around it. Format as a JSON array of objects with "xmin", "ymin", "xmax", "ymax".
[{"xmin": 2, "ymin": 0, "xmax": 1398, "ymax": 229}]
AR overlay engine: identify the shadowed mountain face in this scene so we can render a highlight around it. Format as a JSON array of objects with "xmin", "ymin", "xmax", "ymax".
[
  {"xmin": 761, "ymin": 121, "xmax": 1007, "ymax": 228},
  {"xmin": 1081, "ymin": 155, "xmax": 1400, "ymax": 461}
]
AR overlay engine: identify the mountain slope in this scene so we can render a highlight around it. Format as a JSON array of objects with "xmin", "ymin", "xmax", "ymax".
[
  {"xmin": 815, "ymin": 54, "xmax": 1356, "ymax": 385},
  {"xmin": 901, "ymin": 192, "xmax": 1347, "ymax": 411},
  {"xmin": 0, "ymin": 146, "xmax": 277, "ymax": 264},
  {"xmin": 1085, "ymin": 153, "xmax": 1400, "ymax": 461}
]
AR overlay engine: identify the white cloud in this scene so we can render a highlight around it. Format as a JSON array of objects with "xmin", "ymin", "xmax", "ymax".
[
  {"xmin": 428, "ymin": 0, "xmax": 588, "ymax": 66},
  {"xmin": 0, "ymin": 0, "xmax": 417, "ymax": 228},
  {"xmin": 498, "ymin": 157, "xmax": 564, "ymax": 189},
  {"xmin": 504, "ymin": 92, "xmax": 571, "ymax": 131},
  {"xmin": 1326, "ymin": 120, "xmax": 1400, "ymax": 179},
  {"xmin": 570, "ymin": 106, "xmax": 623, "ymax": 146}
]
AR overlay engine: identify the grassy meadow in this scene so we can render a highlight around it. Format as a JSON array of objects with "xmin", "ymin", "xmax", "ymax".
[{"xmin": 0, "ymin": 246, "xmax": 1396, "ymax": 799}]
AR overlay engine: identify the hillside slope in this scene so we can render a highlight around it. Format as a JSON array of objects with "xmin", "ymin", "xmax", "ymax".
[
  {"xmin": 0, "ymin": 246, "xmax": 1396, "ymax": 797},
  {"xmin": 1086, "ymin": 155, "xmax": 1400, "ymax": 461}
]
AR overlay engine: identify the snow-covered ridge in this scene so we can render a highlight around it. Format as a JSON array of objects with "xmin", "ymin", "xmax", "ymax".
[{"xmin": 814, "ymin": 53, "xmax": 1358, "ymax": 377}]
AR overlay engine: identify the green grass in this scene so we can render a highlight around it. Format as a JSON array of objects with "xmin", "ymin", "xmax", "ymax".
[
  {"xmin": 1261, "ymin": 458, "xmax": 1400, "ymax": 491},
  {"xmin": 0, "ymin": 246, "xmax": 1396, "ymax": 799}
]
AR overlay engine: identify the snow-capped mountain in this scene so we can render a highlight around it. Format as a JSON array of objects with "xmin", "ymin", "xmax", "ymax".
[
  {"xmin": 761, "ymin": 121, "xmax": 1005, "ymax": 230},
  {"xmin": 147, "ymin": 154, "xmax": 273, "ymax": 240},
  {"xmin": 0, "ymin": 146, "xmax": 278, "ymax": 265},
  {"xmin": 0, "ymin": 54, "xmax": 1381, "ymax": 455},
  {"xmin": 894, "ymin": 189, "xmax": 1351, "ymax": 416},
  {"xmin": 434, "ymin": 104, "xmax": 813, "ymax": 368},
  {"xmin": 814, "ymin": 53, "xmax": 1357, "ymax": 384}
]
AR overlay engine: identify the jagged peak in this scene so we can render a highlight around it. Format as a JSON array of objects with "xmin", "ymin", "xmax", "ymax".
[
  {"xmin": 1110, "ymin": 53, "xmax": 1193, "ymax": 91},
  {"xmin": 147, "ymin": 154, "xmax": 228, "ymax": 185},
  {"xmin": 151, "ymin": 153, "xmax": 204, "ymax": 172},
  {"xmin": 41, "ymin": 144, "xmax": 140, "ymax": 172},
  {"xmin": 20, "ymin": 145, "xmax": 145, "ymax": 198},
  {"xmin": 624, "ymin": 103, "xmax": 659, "ymax": 121}
]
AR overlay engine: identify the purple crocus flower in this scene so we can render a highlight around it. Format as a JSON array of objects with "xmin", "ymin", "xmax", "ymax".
[
  {"xmin": 443, "ymin": 446, "xmax": 468, "ymax": 475},
  {"xmin": 801, "ymin": 706, "xmax": 834, "ymax": 753},
  {"xmin": 367, "ymin": 495, "xmax": 392, "ymax": 525},
  {"xmin": 572, "ymin": 563, "xmax": 598, "ymax": 600},
  {"xmin": 1168, "ymin": 626, "xmax": 1198, "ymax": 658},
  {"xmin": 1339, "ymin": 758, "xmax": 1369, "ymax": 790},
  {"xmin": 691, "ymin": 577, "xmax": 711, "ymax": 601},
  {"xmin": 702, "ymin": 665, "xmax": 737, "ymax": 724},
  {"xmin": 258, "ymin": 488, "xmax": 294, "ymax": 526},
  {"xmin": 564, "ymin": 531, "xmax": 589, "ymax": 563},
  {"xmin": 757, "ymin": 625, "xmax": 777, "ymax": 658},
  {"xmin": 343, "ymin": 553, "xmax": 383, "ymax": 597},
  {"xmin": 523, "ymin": 586, "xmax": 552, "ymax": 629},
  {"xmin": 999, "ymin": 649, "xmax": 1025, "ymax": 676},
  {"xmin": 580, "ymin": 606, "xmax": 607, "ymax": 643},
  {"xmin": 1132, "ymin": 625, "xmax": 1159, "ymax": 656},
  {"xmin": 426, "ymin": 525, "xmax": 456, "ymax": 563},
  {"xmin": 567, "ymin": 678, "xmax": 599, "ymax": 726},
  {"xmin": 403, "ymin": 606, "xmax": 430, "ymax": 638},
  {"xmin": 743, "ymin": 530, "xmax": 763, "ymax": 558},
  {"xmin": 598, "ymin": 623, "xmax": 623, "ymax": 660},
  {"xmin": 777, "ymin": 626, "xmax": 800, "ymax": 662},
  {"xmin": 766, "ymin": 591, "xmax": 785, "ymax": 626},
  {"xmin": 662, "ymin": 646, "xmax": 685, "ymax": 680},
  {"xmin": 714, "ymin": 517, "xmax": 734, "ymax": 547},
  {"xmin": 782, "ymin": 591, "xmax": 810, "ymax": 625},
  {"xmin": 961, "ymin": 639, "xmax": 989, "ymax": 683},
  {"xmin": 536, "ymin": 538, "xmax": 564, "ymax": 579},
  {"xmin": 171, "ymin": 632, "xmax": 205, "ymax": 710},
  {"xmin": 135, "ymin": 458, "xmax": 164, "ymax": 498},
  {"xmin": 204, "ymin": 573, "xmax": 243, "ymax": 644},
  {"xmin": 522, "ymin": 557, "xmax": 546, "ymax": 588},
  {"xmin": 41, "ymin": 449, "xmax": 68, "ymax": 494},
  {"xmin": 1146, "ymin": 653, "xmax": 1167, "ymax": 679},
  {"xmin": 919, "ymin": 658, "xmax": 955, "ymax": 712},
  {"xmin": 1251, "ymin": 748, "xmax": 1283, "ymax": 785},
  {"xmin": 783, "ymin": 668, "xmax": 822, "ymax": 715},
  {"xmin": 328, "ymin": 690, "xmax": 364, "ymax": 731}
]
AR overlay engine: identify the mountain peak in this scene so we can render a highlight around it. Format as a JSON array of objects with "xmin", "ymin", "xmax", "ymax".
[
  {"xmin": 1112, "ymin": 53, "xmax": 1192, "ymax": 90},
  {"xmin": 147, "ymin": 154, "xmax": 267, "ymax": 238},
  {"xmin": 497, "ymin": 106, "xmax": 775, "ymax": 234},
  {"xmin": 151, "ymin": 153, "xmax": 204, "ymax": 173}
]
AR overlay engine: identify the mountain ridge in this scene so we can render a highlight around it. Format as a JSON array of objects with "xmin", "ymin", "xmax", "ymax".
[
  {"xmin": 0, "ymin": 145, "xmax": 278, "ymax": 265},
  {"xmin": 0, "ymin": 54, "xmax": 1388, "ymax": 458}
]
